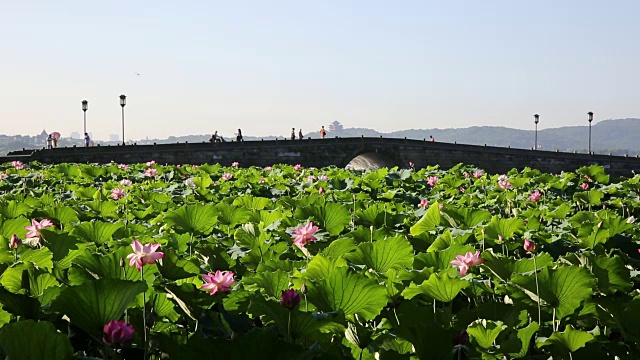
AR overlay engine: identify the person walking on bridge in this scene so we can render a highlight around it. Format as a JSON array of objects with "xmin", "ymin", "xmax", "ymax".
[
  {"xmin": 298, "ymin": 129, "xmax": 303, "ymax": 139},
  {"xmin": 236, "ymin": 129, "xmax": 243, "ymax": 142},
  {"xmin": 320, "ymin": 126, "xmax": 326, "ymax": 139},
  {"xmin": 84, "ymin": 133, "xmax": 91, "ymax": 147},
  {"xmin": 291, "ymin": 128, "xmax": 296, "ymax": 140}
]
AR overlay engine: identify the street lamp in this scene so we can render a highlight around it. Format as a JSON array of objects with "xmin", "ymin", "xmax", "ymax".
[
  {"xmin": 588, "ymin": 111, "xmax": 594, "ymax": 154},
  {"xmin": 120, "ymin": 94, "xmax": 127, "ymax": 146},
  {"xmin": 534, "ymin": 114, "xmax": 539, "ymax": 150},
  {"xmin": 82, "ymin": 100, "xmax": 88, "ymax": 138}
]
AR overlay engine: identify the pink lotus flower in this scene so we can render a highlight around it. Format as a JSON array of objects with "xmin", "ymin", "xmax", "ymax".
[
  {"xmin": 144, "ymin": 168, "xmax": 158, "ymax": 177},
  {"xmin": 306, "ymin": 175, "xmax": 316, "ymax": 182},
  {"xmin": 584, "ymin": 175, "xmax": 592, "ymax": 181},
  {"xmin": 117, "ymin": 164, "xmax": 129, "ymax": 170},
  {"xmin": 627, "ymin": 216, "xmax": 635, "ymax": 224},
  {"xmin": 0, "ymin": 173, "xmax": 7, "ymax": 181},
  {"xmin": 473, "ymin": 171, "xmax": 484, "ymax": 178},
  {"xmin": 318, "ymin": 175, "xmax": 329, "ymax": 181},
  {"xmin": 111, "ymin": 188, "xmax": 126, "ymax": 200},
  {"xmin": 185, "ymin": 178, "xmax": 196, "ymax": 188},
  {"xmin": 292, "ymin": 222, "xmax": 320, "ymax": 248},
  {"xmin": 103, "ymin": 320, "xmax": 135, "ymax": 348},
  {"xmin": 145, "ymin": 160, "xmax": 156, "ymax": 166},
  {"xmin": 259, "ymin": 177, "xmax": 266, "ymax": 183},
  {"xmin": 177, "ymin": 165, "xmax": 181, "ymax": 168},
  {"xmin": 409, "ymin": 162, "xmax": 414, "ymax": 167},
  {"xmin": 580, "ymin": 182, "xmax": 589, "ymax": 190},
  {"xmin": 221, "ymin": 172, "xmax": 234, "ymax": 180},
  {"xmin": 318, "ymin": 187, "xmax": 325, "ymax": 195},
  {"xmin": 529, "ymin": 190, "xmax": 542, "ymax": 202},
  {"xmin": 280, "ymin": 289, "xmax": 301, "ymax": 309},
  {"xmin": 126, "ymin": 239, "xmax": 164, "ymax": 271},
  {"xmin": 201, "ymin": 270, "xmax": 236, "ymax": 295},
  {"xmin": 459, "ymin": 187, "xmax": 466, "ymax": 193},
  {"xmin": 231, "ymin": 162, "xmax": 239, "ymax": 167},
  {"xmin": 12, "ymin": 161, "xmax": 24, "ymax": 170},
  {"xmin": 192, "ymin": 165, "xmax": 198, "ymax": 169},
  {"xmin": 25, "ymin": 218, "xmax": 54, "ymax": 239},
  {"xmin": 498, "ymin": 174, "xmax": 508, "ymax": 182},
  {"xmin": 450, "ymin": 251, "xmax": 485, "ymax": 276},
  {"xmin": 120, "ymin": 179, "xmax": 132, "ymax": 187},
  {"xmin": 419, "ymin": 199, "xmax": 429, "ymax": 208},
  {"xmin": 427, "ymin": 176, "xmax": 439, "ymax": 187},
  {"xmin": 498, "ymin": 180, "xmax": 511, "ymax": 189},
  {"xmin": 9, "ymin": 234, "xmax": 21, "ymax": 249},
  {"xmin": 294, "ymin": 164, "xmax": 302, "ymax": 171},
  {"xmin": 524, "ymin": 239, "xmax": 536, "ymax": 252},
  {"xmin": 264, "ymin": 166, "xmax": 273, "ymax": 171},
  {"xmin": 463, "ymin": 172, "xmax": 470, "ymax": 178}
]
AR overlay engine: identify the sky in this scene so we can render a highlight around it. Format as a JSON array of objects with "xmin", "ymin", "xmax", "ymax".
[{"xmin": 1, "ymin": 1, "xmax": 639, "ymax": 141}]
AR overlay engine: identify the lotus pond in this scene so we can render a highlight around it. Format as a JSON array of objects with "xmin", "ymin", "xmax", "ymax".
[{"xmin": 0, "ymin": 160, "xmax": 639, "ymax": 359}]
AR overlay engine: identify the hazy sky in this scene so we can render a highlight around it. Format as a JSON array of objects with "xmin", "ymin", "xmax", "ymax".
[{"xmin": 2, "ymin": 1, "xmax": 639, "ymax": 140}]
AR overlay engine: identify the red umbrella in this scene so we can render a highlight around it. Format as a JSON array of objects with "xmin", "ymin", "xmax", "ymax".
[{"xmin": 51, "ymin": 132, "xmax": 61, "ymax": 140}]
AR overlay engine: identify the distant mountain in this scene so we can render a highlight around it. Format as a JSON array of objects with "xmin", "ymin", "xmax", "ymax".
[{"xmin": 3, "ymin": 118, "xmax": 640, "ymax": 156}]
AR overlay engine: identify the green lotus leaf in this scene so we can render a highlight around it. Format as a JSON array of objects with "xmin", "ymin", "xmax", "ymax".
[
  {"xmin": 243, "ymin": 269, "xmax": 290, "ymax": 299},
  {"xmin": 306, "ymin": 267, "xmax": 387, "ymax": 320},
  {"xmin": 0, "ymin": 320, "xmax": 73, "ymax": 360},
  {"xmin": 410, "ymin": 202, "xmax": 441, "ymax": 236},
  {"xmin": 501, "ymin": 322, "xmax": 539, "ymax": 358},
  {"xmin": 1, "ymin": 217, "xmax": 30, "ymax": 240},
  {"xmin": 51, "ymin": 278, "xmax": 147, "ymax": 335},
  {"xmin": 0, "ymin": 201, "xmax": 32, "ymax": 219},
  {"xmin": 467, "ymin": 319, "xmax": 507, "ymax": 349},
  {"xmin": 537, "ymin": 325, "xmax": 594, "ymax": 353},
  {"xmin": 344, "ymin": 235, "xmax": 413, "ymax": 273},
  {"xmin": 158, "ymin": 250, "xmax": 200, "ymax": 281},
  {"xmin": 484, "ymin": 216, "xmax": 525, "ymax": 241},
  {"xmin": 592, "ymin": 255, "xmax": 632, "ymax": 294},
  {"xmin": 251, "ymin": 299, "xmax": 341, "ymax": 340},
  {"xmin": 70, "ymin": 221, "xmax": 123, "ymax": 245},
  {"xmin": 165, "ymin": 204, "xmax": 218, "ymax": 234},
  {"xmin": 402, "ymin": 272, "xmax": 469, "ymax": 302},
  {"xmin": 511, "ymin": 266, "xmax": 596, "ymax": 319},
  {"xmin": 216, "ymin": 204, "xmax": 252, "ymax": 228}
]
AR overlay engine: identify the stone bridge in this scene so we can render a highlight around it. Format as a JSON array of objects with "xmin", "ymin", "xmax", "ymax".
[{"xmin": 3, "ymin": 137, "xmax": 640, "ymax": 176}]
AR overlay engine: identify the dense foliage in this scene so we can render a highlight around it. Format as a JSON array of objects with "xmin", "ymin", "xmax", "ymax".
[{"xmin": 0, "ymin": 160, "xmax": 638, "ymax": 359}]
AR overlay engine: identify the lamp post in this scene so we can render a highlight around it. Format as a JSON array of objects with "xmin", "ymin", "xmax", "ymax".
[
  {"xmin": 534, "ymin": 114, "xmax": 539, "ymax": 150},
  {"xmin": 120, "ymin": 94, "xmax": 127, "ymax": 146},
  {"xmin": 82, "ymin": 100, "xmax": 88, "ymax": 137},
  {"xmin": 588, "ymin": 111, "xmax": 594, "ymax": 154}
]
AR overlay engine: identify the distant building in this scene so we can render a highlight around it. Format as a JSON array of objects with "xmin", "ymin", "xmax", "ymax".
[
  {"xmin": 70, "ymin": 132, "xmax": 81, "ymax": 139},
  {"xmin": 109, "ymin": 134, "xmax": 120, "ymax": 142},
  {"xmin": 36, "ymin": 130, "xmax": 48, "ymax": 145},
  {"xmin": 329, "ymin": 121, "xmax": 344, "ymax": 132}
]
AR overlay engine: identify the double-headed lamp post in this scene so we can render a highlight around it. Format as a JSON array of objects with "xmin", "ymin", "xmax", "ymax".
[
  {"xmin": 120, "ymin": 94, "xmax": 127, "ymax": 146},
  {"xmin": 534, "ymin": 114, "xmax": 539, "ymax": 150},
  {"xmin": 588, "ymin": 111, "xmax": 594, "ymax": 154},
  {"xmin": 82, "ymin": 100, "xmax": 88, "ymax": 136}
]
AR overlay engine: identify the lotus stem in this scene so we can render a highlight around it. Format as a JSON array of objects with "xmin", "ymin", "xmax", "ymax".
[
  {"xmin": 359, "ymin": 348, "xmax": 364, "ymax": 360},
  {"xmin": 141, "ymin": 267, "xmax": 147, "ymax": 359},
  {"xmin": 287, "ymin": 309, "xmax": 292, "ymax": 342},
  {"xmin": 533, "ymin": 255, "xmax": 541, "ymax": 325}
]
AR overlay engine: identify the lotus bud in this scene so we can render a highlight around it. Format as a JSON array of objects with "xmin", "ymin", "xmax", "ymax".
[
  {"xmin": 523, "ymin": 239, "xmax": 536, "ymax": 253},
  {"xmin": 280, "ymin": 289, "xmax": 301, "ymax": 309},
  {"xmin": 300, "ymin": 283, "xmax": 308, "ymax": 294},
  {"xmin": 627, "ymin": 216, "xmax": 635, "ymax": 224},
  {"xmin": 318, "ymin": 187, "xmax": 325, "ymax": 195},
  {"xmin": 453, "ymin": 330, "xmax": 469, "ymax": 345},
  {"xmin": 103, "ymin": 320, "xmax": 135, "ymax": 348},
  {"xmin": 9, "ymin": 234, "xmax": 21, "ymax": 249}
]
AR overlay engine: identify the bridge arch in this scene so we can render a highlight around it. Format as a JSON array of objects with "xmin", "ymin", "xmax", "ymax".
[{"xmin": 341, "ymin": 145, "xmax": 405, "ymax": 169}]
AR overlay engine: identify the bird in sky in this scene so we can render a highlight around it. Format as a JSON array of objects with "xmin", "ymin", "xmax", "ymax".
[{"xmin": 135, "ymin": 72, "xmax": 141, "ymax": 76}]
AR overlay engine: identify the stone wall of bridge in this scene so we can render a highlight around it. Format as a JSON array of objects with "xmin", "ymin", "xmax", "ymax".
[{"xmin": 3, "ymin": 137, "xmax": 640, "ymax": 177}]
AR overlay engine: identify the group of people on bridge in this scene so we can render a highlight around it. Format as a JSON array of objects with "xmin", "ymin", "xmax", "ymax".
[{"xmin": 209, "ymin": 126, "xmax": 328, "ymax": 143}]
